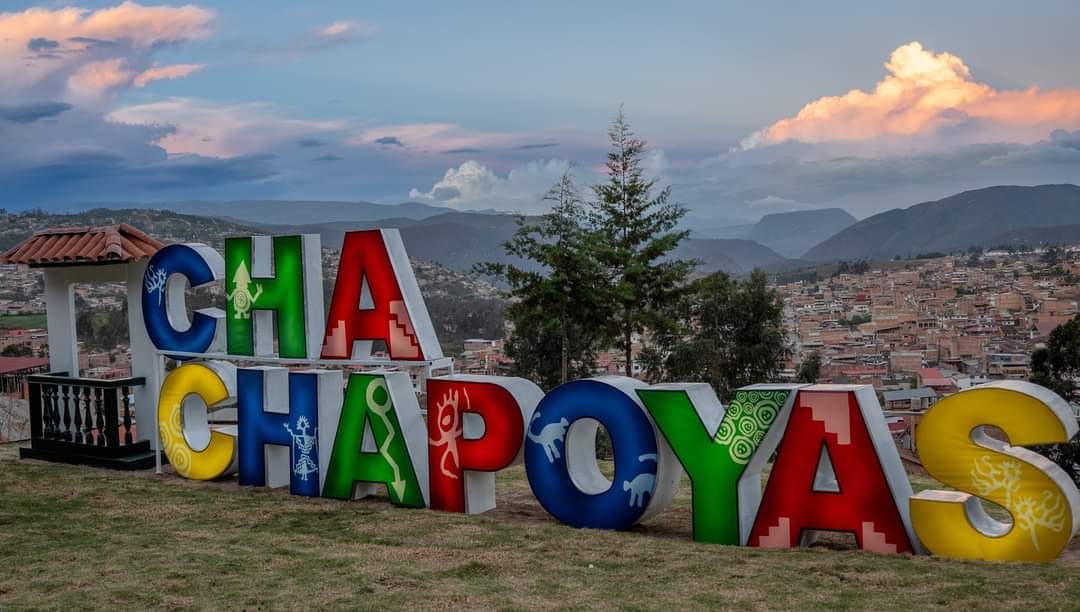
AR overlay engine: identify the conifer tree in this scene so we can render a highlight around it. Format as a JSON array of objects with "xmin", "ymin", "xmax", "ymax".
[
  {"xmin": 590, "ymin": 110, "xmax": 695, "ymax": 377},
  {"xmin": 479, "ymin": 171, "xmax": 607, "ymax": 389}
]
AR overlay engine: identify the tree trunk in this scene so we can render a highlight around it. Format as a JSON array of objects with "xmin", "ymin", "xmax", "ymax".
[
  {"xmin": 560, "ymin": 321, "xmax": 568, "ymax": 384},
  {"xmin": 624, "ymin": 327, "xmax": 633, "ymax": 378}
]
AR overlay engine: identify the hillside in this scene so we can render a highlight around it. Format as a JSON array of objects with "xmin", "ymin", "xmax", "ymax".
[
  {"xmin": 4, "ymin": 206, "xmax": 793, "ymax": 276},
  {"xmin": 0, "ymin": 209, "xmax": 506, "ymax": 354},
  {"xmin": 255, "ymin": 212, "xmax": 789, "ymax": 275},
  {"xmin": 746, "ymin": 208, "xmax": 857, "ymax": 258},
  {"xmin": 804, "ymin": 184, "xmax": 1080, "ymax": 261},
  {"xmin": 985, "ymin": 224, "xmax": 1080, "ymax": 248},
  {"xmin": 0, "ymin": 208, "xmax": 256, "ymax": 252},
  {"xmin": 75, "ymin": 200, "xmax": 453, "ymax": 226}
]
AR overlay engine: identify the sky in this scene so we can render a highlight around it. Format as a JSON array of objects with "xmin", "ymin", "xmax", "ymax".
[{"xmin": 1, "ymin": 1, "xmax": 1079, "ymax": 221}]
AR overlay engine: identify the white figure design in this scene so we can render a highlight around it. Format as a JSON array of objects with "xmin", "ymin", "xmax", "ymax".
[
  {"xmin": 527, "ymin": 413, "xmax": 569, "ymax": 463},
  {"xmin": 227, "ymin": 260, "xmax": 264, "ymax": 320},
  {"xmin": 429, "ymin": 388, "xmax": 465, "ymax": 479},
  {"xmin": 623, "ymin": 453, "xmax": 658, "ymax": 508},
  {"xmin": 367, "ymin": 379, "xmax": 407, "ymax": 499},
  {"xmin": 284, "ymin": 416, "xmax": 318, "ymax": 481},
  {"xmin": 144, "ymin": 264, "xmax": 168, "ymax": 306}
]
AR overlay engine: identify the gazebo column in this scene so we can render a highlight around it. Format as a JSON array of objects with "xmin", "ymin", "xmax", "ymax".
[
  {"xmin": 43, "ymin": 268, "xmax": 81, "ymax": 377},
  {"xmin": 125, "ymin": 260, "xmax": 164, "ymax": 444}
]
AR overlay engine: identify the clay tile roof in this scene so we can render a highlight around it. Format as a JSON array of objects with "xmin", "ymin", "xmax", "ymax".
[
  {"xmin": 0, "ymin": 356, "xmax": 49, "ymax": 374},
  {"xmin": 0, "ymin": 224, "xmax": 163, "ymax": 267}
]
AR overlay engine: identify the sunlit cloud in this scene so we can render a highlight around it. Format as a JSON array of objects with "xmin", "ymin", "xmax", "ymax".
[
  {"xmin": 133, "ymin": 63, "xmax": 204, "ymax": 87},
  {"xmin": 0, "ymin": 1, "xmax": 214, "ymax": 102},
  {"xmin": 349, "ymin": 123, "xmax": 524, "ymax": 154},
  {"xmin": 318, "ymin": 20, "xmax": 377, "ymax": 41},
  {"xmin": 108, "ymin": 97, "xmax": 346, "ymax": 157},
  {"xmin": 742, "ymin": 41, "xmax": 1080, "ymax": 149}
]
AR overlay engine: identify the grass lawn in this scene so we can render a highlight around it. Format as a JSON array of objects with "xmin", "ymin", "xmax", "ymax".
[
  {"xmin": 0, "ymin": 314, "xmax": 47, "ymax": 331},
  {"xmin": 1, "ymin": 442, "xmax": 1077, "ymax": 610}
]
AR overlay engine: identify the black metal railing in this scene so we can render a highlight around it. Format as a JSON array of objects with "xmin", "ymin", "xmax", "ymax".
[{"xmin": 21, "ymin": 373, "xmax": 152, "ymax": 467}]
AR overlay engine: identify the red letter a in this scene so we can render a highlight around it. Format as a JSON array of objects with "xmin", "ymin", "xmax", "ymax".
[
  {"xmin": 749, "ymin": 386, "xmax": 917, "ymax": 553},
  {"xmin": 322, "ymin": 229, "xmax": 442, "ymax": 361}
]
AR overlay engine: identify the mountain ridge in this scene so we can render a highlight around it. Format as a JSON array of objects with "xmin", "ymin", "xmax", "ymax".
[
  {"xmin": 746, "ymin": 208, "xmax": 857, "ymax": 257},
  {"xmin": 804, "ymin": 184, "xmax": 1080, "ymax": 261}
]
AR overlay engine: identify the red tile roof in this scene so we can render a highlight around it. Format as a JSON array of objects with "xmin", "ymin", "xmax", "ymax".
[
  {"xmin": 0, "ymin": 356, "xmax": 49, "ymax": 375},
  {"xmin": 1, "ymin": 224, "xmax": 162, "ymax": 267}
]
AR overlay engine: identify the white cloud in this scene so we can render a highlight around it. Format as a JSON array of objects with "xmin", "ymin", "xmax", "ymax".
[
  {"xmin": 409, "ymin": 159, "xmax": 573, "ymax": 213},
  {"xmin": 349, "ymin": 123, "xmax": 524, "ymax": 153},
  {"xmin": 108, "ymin": 97, "xmax": 346, "ymax": 157},
  {"xmin": 133, "ymin": 63, "xmax": 204, "ymax": 87},
  {"xmin": 318, "ymin": 20, "xmax": 377, "ymax": 41}
]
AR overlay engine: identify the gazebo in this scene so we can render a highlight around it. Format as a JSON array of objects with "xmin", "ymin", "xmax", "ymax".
[{"xmin": 1, "ymin": 224, "xmax": 164, "ymax": 469}]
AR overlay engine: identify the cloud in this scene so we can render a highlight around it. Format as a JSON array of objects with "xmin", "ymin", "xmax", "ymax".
[
  {"xmin": 227, "ymin": 18, "xmax": 378, "ymax": 60},
  {"xmin": 742, "ymin": 41, "xmax": 1080, "ymax": 149},
  {"xmin": 0, "ymin": 101, "xmax": 73, "ymax": 123},
  {"xmin": 514, "ymin": 142, "xmax": 559, "ymax": 150},
  {"xmin": 312, "ymin": 154, "xmax": 343, "ymax": 162},
  {"xmin": 374, "ymin": 136, "xmax": 403, "ymax": 147},
  {"xmin": 133, "ymin": 63, "xmax": 204, "ymax": 87},
  {"xmin": 66, "ymin": 58, "xmax": 136, "ymax": 100},
  {"xmin": 669, "ymin": 130, "xmax": 1080, "ymax": 220},
  {"xmin": 108, "ymin": 97, "xmax": 346, "ymax": 157},
  {"xmin": 1, "ymin": 2, "xmax": 214, "ymax": 105},
  {"xmin": 297, "ymin": 138, "xmax": 327, "ymax": 148},
  {"xmin": 1051, "ymin": 129, "xmax": 1080, "ymax": 151},
  {"xmin": 350, "ymin": 123, "xmax": 522, "ymax": 153},
  {"xmin": 317, "ymin": 20, "xmax": 377, "ymax": 44},
  {"xmin": 409, "ymin": 159, "xmax": 572, "ymax": 213},
  {"xmin": 443, "ymin": 147, "xmax": 484, "ymax": 154},
  {"xmin": 27, "ymin": 37, "xmax": 59, "ymax": 52}
]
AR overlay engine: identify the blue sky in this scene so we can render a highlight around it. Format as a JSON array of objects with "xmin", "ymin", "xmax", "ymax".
[{"xmin": 2, "ymin": 1, "xmax": 1080, "ymax": 219}]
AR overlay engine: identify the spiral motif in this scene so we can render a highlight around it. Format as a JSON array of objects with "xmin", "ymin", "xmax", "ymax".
[
  {"xmin": 738, "ymin": 416, "xmax": 757, "ymax": 437},
  {"xmin": 168, "ymin": 443, "xmax": 192, "ymax": 476},
  {"xmin": 233, "ymin": 291, "xmax": 250, "ymax": 311},
  {"xmin": 717, "ymin": 389, "xmax": 792, "ymax": 466},
  {"xmin": 753, "ymin": 401, "xmax": 779, "ymax": 430},
  {"xmin": 715, "ymin": 419, "xmax": 735, "ymax": 445},
  {"xmin": 162, "ymin": 408, "xmax": 192, "ymax": 477},
  {"xmin": 730, "ymin": 436, "xmax": 755, "ymax": 463}
]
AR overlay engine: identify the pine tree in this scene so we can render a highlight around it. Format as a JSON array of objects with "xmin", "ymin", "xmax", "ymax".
[
  {"xmin": 479, "ymin": 171, "xmax": 607, "ymax": 389},
  {"xmin": 590, "ymin": 110, "xmax": 695, "ymax": 377}
]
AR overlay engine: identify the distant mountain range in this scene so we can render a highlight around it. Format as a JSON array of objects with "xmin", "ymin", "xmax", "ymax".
[
  {"xmin": 56, "ymin": 182, "xmax": 1080, "ymax": 274},
  {"xmin": 805, "ymin": 184, "xmax": 1080, "ymax": 261},
  {"xmin": 249, "ymin": 212, "xmax": 788, "ymax": 275},
  {"xmin": 70, "ymin": 200, "xmax": 454, "ymax": 225},
  {"xmin": 745, "ymin": 208, "xmax": 857, "ymax": 258}
]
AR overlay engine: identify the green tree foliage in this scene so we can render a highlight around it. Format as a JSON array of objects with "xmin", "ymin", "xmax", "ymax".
[
  {"xmin": 1, "ymin": 343, "xmax": 32, "ymax": 357},
  {"xmin": 425, "ymin": 295, "xmax": 506, "ymax": 357},
  {"xmin": 479, "ymin": 171, "xmax": 608, "ymax": 390},
  {"xmin": 797, "ymin": 350, "xmax": 822, "ymax": 383},
  {"xmin": 74, "ymin": 296, "xmax": 130, "ymax": 352},
  {"xmin": 590, "ymin": 111, "xmax": 695, "ymax": 377},
  {"xmin": 1030, "ymin": 316, "xmax": 1080, "ymax": 485},
  {"xmin": 642, "ymin": 270, "xmax": 786, "ymax": 400}
]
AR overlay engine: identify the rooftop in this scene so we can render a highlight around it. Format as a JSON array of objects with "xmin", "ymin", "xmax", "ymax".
[
  {"xmin": 1, "ymin": 224, "xmax": 162, "ymax": 268},
  {"xmin": 0, "ymin": 356, "xmax": 49, "ymax": 375}
]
